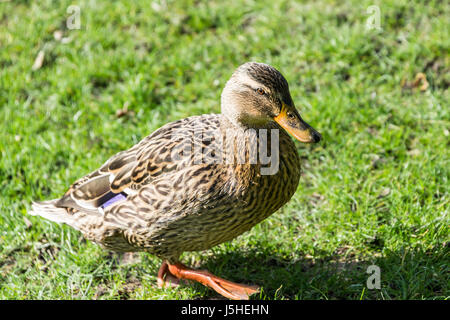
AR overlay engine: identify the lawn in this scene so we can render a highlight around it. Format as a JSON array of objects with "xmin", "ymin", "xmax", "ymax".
[{"xmin": 0, "ymin": 0, "xmax": 448, "ymax": 300}]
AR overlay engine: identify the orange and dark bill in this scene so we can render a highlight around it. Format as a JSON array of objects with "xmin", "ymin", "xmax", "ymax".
[{"xmin": 274, "ymin": 104, "xmax": 322, "ymax": 143}]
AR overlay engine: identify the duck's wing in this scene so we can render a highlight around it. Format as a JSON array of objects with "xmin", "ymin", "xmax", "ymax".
[{"xmin": 54, "ymin": 115, "xmax": 220, "ymax": 213}]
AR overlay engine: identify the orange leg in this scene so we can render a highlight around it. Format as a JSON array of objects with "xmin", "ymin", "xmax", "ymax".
[
  {"xmin": 157, "ymin": 261, "xmax": 181, "ymax": 288},
  {"xmin": 157, "ymin": 261, "xmax": 259, "ymax": 300}
]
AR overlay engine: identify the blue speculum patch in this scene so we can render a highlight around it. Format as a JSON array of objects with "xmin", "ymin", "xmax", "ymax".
[{"xmin": 100, "ymin": 192, "xmax": 128, "ymax": 209}]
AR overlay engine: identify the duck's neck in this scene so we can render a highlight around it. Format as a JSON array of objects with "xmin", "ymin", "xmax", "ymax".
[{"xmin": 221, "ymin": 98, "xmax": 272, "ymax": 131}]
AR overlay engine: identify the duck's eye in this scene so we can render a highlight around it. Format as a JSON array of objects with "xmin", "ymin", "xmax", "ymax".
[
  {"xmin": 256, "ymin": 88, "xmax": 265, "ymax": 95},
  {"xmin": 287, "ymin": 112, "xmax": 295, "ymax": 120}
]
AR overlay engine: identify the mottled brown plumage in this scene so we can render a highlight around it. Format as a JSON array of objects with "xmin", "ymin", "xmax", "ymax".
[{"xmin": 30, "ymin": 62, "xmax": 321, "ymax": 299}]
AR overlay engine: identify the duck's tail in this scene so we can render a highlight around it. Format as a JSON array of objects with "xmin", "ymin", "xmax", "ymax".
[{"xmin": 29, "ymin": 200, "xmax": 77, "ymax": 227}]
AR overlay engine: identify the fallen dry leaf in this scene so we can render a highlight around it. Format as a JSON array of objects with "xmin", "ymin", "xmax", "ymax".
[
  {"xmin": 377, "ymin": 187, "xmax": 391, "ymax": 198},
  {"xmin": 407, "ymin": 149, "xmax": 421, "ymax": 156},
  {"xmin": 23, "ymin": 216, "xmax": 32, "ymax": 229},
  {"xmin": 401, "ymin": 72, "xmax": 429, "ymax": 91},
  {"xmin": 116, "ymin": 102, "xmax": 135, "ymax": 118},
  {"xmin": 32, "ymin": 50, "xmax": 45, "ymax": 70},
  {"xmin": 413, "ymin": 72, "xmax": 429, "ymax": 91}
]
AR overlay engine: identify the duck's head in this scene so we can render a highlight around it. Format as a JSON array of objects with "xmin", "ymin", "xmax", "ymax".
[{"xmin": 221, "ymin": 62, "xmax": 321, "ymax": 143}]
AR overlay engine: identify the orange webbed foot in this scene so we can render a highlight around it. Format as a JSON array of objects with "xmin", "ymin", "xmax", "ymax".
[{"xmin": 158, "ymin": 261, "xmax": 259, "ymax": 300}]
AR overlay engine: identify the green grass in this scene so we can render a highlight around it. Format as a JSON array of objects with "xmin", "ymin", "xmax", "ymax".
[{"xmin": 0, "ymin": 0, "xmax": 448, "ymax": 300}]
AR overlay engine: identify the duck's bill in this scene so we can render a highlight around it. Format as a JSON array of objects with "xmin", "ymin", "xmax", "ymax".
[{"xmin": 273, "ymin": 105, "xmax": 322, "ymax": 143}]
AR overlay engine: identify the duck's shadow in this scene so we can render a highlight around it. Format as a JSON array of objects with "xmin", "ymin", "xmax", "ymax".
[{"xmin": 187, "ymin": 243, "xmax": 447, "ymax": 299}]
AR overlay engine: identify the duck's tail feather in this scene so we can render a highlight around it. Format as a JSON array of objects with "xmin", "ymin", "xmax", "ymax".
[{"xmin": 29, "ymin": 200, "xmax": 79, "ymax": 229}]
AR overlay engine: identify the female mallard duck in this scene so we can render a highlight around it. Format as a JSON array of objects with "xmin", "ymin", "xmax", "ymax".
[{"xmin": 30, "ymin": 62, "xmax": 321, "ymax": 300}]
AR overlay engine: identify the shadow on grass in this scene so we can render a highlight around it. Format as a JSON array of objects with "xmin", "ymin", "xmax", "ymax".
[{"xmin": 191, "ymin": 243, "xmax": 448, "ymax": 300}]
